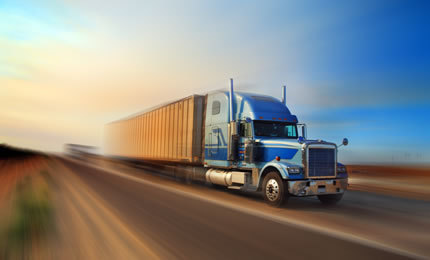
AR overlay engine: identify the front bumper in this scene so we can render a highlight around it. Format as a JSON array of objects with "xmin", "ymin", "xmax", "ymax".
[{"xmin": 288, "ymin": 178, "xmax": 348, "ymax": 196}]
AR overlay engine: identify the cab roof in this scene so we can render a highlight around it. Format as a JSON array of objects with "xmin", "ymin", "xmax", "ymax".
[{"xmin": 214, "ymin": 90, "xmax": 298, "ymax": 123}]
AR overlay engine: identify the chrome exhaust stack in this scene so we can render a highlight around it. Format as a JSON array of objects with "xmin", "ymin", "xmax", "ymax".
[{"xmin": 227, "ymin": 78, "xmax": 238, "ymax": 161}]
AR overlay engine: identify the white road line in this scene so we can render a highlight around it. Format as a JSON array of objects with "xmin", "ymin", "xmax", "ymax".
[{"xmin": 60, "ymin": 156, "xmax": 426, "ymax": 260}]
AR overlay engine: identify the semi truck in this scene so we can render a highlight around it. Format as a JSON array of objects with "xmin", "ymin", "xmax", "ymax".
[{"xmin": 105, "ymin": 80, "xmax": 349, "ymax": 206}]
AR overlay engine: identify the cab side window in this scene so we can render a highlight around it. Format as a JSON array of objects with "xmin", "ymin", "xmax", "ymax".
[{"xmin": 212, "ymin": 101, "xmax": 221, "ymax": 115}]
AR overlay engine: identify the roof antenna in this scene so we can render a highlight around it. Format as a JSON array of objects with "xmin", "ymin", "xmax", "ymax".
[{"xmin": 282, "ymin": 85, "xmax": 287, "ymax": 106}]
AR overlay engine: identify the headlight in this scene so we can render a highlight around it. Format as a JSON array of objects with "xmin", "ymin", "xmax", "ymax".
[
  {"xmin": 287, "ymin": 167, "xmax": 301, "ymax": 174},
  {"xmin": 337, "ymin": 166, "xmax": 346, "ymax": 173}
]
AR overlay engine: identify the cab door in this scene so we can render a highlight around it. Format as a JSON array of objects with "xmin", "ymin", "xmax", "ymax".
[
  {"xmin": 204, "ymin": 93, "xmax": 229, "ymax": 165},
  {"xmin": 209, "ymin": 126, "xmax": 219, "ymax": 158}
]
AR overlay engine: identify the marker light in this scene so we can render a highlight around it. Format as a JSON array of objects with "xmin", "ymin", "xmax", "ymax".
[
  {"xmin": 275, "ymin": 156, "xmax": 280, "ymax": 161},
  {"xmin": 337, "ymin": 166, "xmax": 347, "ymax": 173}
]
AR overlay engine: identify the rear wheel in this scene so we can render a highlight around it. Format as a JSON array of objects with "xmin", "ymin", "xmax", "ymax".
[
  {"xmin": 318, "ymin": 193, "xmax": 343, "ymax": 205},
  {"xmin": 262, "ymin": 172, "xmax": 288, "ymax": 207}
]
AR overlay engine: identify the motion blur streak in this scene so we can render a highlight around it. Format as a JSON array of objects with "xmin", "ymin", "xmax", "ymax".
[
  {"xmin": 54, "ymin": 157, "xmax": 404, "ymax": 259},
  {"xmin": 1, "ymin": 143, "xmax": 429, "ymax": 259}
]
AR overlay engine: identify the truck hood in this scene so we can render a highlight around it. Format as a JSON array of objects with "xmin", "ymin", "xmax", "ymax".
[
  {"xmin": 254, "ymin": 138, "xmax": 337, "ymax": 163},
  {"xmin": 255, "ymin": 138, "xmax": 303, "ymax": 149},
  {"xmin": 254, "ymin": 137, "xmax": 302, "ymax": 162},
  {"xmin": 255, "ymin": 138, "xmax": 337, "ymax": 148}
]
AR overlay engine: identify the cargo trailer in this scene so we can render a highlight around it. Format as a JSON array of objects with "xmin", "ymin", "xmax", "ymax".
[{"xmin": 106, "ymin": 95, "xmax": 205, "ymax": 164}]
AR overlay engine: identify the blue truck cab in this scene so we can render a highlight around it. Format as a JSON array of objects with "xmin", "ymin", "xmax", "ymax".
[{"xmin": 203, "ymin": 82, "xmax": 348, "ymax": 206}]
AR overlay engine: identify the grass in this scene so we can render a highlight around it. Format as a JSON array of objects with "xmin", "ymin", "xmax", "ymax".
[{"xmin": 0, "ymin": 170, "xmax": 54, "ymax": 258}]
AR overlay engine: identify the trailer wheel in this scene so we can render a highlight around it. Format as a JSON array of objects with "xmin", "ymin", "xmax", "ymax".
[
  {"xmin": 318, "ymin": 194, "xmax": 343, "ymax": 205},
  {"xmin": 262, "ymin": 172, "xmax": 288, "ymax": 207}
]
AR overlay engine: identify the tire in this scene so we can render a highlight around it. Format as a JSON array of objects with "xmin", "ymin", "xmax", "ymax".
[
  {"xmin": 318, "ymin": 193, "xmax": 343, "ymax": 205},
  {"xmin": 262, "ymin": 171, "xmax": 288, "ymax": 207}
]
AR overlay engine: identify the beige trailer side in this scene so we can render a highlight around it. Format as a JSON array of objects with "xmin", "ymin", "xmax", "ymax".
[{"xmin": 105, "ymin": 95, "xmax": 206, "ymax": 164}]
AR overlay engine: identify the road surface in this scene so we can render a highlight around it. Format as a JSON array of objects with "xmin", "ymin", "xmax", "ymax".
[{"xmin": 46, "ymin": 156, "xmax": 430, "ymax": 259}]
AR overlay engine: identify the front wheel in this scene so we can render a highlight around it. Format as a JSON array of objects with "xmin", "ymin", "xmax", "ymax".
[
  {"xmin": 318, "ymin": 193, "xmax": 343, "ymax": 205},
  {"xmin": 262, "ymin": 172, "xmax": 288, "ymax": 207}
]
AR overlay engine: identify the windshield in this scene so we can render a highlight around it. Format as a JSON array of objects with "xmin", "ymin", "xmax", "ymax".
[{"xmin": 254, "ymin": 121, "xmax": 298, "ymax": 138}]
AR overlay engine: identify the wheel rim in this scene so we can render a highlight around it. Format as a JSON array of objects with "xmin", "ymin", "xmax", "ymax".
[{"xmin": 265, "ymin": 179, "xmax": 280, "ymax": 201}]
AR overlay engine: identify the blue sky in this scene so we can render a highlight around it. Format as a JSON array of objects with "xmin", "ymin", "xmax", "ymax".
[{"xmin": 1, "ymin": 0, "xmax": 429, "ymax": 164}]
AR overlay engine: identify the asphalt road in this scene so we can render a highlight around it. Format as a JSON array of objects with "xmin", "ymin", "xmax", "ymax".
[{"xmin": 54, "ymin": 157, "xmax": 426, "ymax": 260}]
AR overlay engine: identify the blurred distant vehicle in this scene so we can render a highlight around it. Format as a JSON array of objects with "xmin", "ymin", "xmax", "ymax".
[
  {"xmin": 64, "ymin": 144, "xmax": 98, "ymax": 159},
  {"xmin": 106, "ymin": 80, "xmax": 349, "ymax": 207}
]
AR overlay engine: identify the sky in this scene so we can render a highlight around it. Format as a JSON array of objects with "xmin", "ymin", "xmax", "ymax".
[{"xmin": 1, "ymin": 0, "xmax": 429, "ymax": 164}]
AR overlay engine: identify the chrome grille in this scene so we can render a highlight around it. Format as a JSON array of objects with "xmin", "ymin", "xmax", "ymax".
[{"xmin": 308, "ymin": 148, "xmax": 336, "ymax": 178}]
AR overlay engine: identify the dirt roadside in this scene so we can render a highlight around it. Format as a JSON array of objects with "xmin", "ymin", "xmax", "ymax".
[
  {"xmin": 348, "ymin": 165, "xmax": 430, "ymax": 200},
  {"xmin": 0, "ymin": 155, "xmax": 53, "ymax": 259},
  {"xmin": 1, "ymin": 154, "xmax": 160, "ymax": 260}
]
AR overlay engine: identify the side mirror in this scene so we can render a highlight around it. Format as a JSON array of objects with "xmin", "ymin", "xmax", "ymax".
[
  {"xmin": 297, "ymin": 123, "xmax": 307, "ymax": 139},
  {"xmin": 342, "ymin": 138, "xmax": 348, "ymax": 146},
  {"xmin": 338, "ymin": 138, "xmax": 348, "ymax": 148},
  {"xmin": 298, "ymin": 136, "xmax": 305, "ymax": 144}
]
